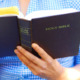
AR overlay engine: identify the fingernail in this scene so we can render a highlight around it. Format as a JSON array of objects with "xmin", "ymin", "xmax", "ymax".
[
  {"xmin": 14, "ymin": 49, "xmax": 19, "ymax": 54},
  {"xmin": 17, "ymin": 46, "xmax": 22, "ymax": 50},
  {"xmin": 32, "ymin": 43, "xmax": 36, "ymax": 47}
]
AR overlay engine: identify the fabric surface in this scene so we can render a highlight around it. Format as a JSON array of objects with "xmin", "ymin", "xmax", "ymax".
[{"xmin": 0, "ymin": 0, "xmax": 80, "ymax": 80}]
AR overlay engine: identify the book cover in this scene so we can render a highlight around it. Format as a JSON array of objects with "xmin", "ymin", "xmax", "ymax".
[
  {"xmin": 31, "ymin": 12, "xmax": 80, "ymax": 58},
  {"xmin": 0, "ymin": 16, "xmax": 20, "ymax": 57}
]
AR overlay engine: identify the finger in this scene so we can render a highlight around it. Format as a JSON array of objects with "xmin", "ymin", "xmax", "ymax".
[
  {"xmin": 14, "ymin": 49, "xmax": 43, "ymax": 76},
  {"xmin": 14, "ymin": 49, "xmax": 44, "ymax": 70},
  {"xmin": 28, "ymin": 66, "xmax": 43, "ymax": 77},
  {"xmin": 15, "ymin": 49, "xmax": 49, "ymax": 77},
  {"xmin": 16, "ymin": 46, "xmax": 45, "ymax": 67},
  {"xmin": 14, "ymin": 49, "xmax": 39, "ymax": 75},
  {"xmin": 32, "ymin": 43, "xmax": 53, "ymax": 61},
  {"xmin": 28, "ymin": 66, "xmax": 38, "ymax": 76}
]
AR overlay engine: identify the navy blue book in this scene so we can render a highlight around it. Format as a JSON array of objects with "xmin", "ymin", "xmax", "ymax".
[
  {"xmin": 0, "ymin": 16, "xmax": 20, "ymax": 57},
  {"xmin": 0, "ymin": 10, "xmax": 80, "ymax": 58}
]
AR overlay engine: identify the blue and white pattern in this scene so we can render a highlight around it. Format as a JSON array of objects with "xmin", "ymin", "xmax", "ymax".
[{"xmin": 0, "ymin": 0, "xmax": 80, "ymax": 80}]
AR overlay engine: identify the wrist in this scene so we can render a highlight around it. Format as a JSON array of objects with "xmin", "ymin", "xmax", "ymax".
[
  {"xmin": 57, "ymin": 68, "xmax": 80, "ymax": 80},
  {"xmin": 48, "ymin": 67, "xmax": 66, "ymax": 80}
]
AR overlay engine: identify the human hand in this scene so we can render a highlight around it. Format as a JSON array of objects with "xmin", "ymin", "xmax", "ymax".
[{"xmin": 14, "ymin": 43, "xmax": 65, "ymax": 80}]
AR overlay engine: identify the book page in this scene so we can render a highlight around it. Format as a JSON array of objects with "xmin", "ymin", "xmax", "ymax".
[{"xmin": 25, "ymin": 8, "xmax": 78, "ymax": 20}]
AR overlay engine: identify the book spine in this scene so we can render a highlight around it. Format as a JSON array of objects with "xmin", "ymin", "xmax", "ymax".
[{"xmin": 18, "ymin": 19, "xmax": 31, "ymax": 51}]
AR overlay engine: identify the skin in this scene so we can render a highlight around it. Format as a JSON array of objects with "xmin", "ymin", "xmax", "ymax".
[
  {"xmin": 14, "ymin": 43, "xmax": 80, "ymax": 80},
  {"xmin": 19, "ymin": 0, "xmax": 30, "ymax": 16}
]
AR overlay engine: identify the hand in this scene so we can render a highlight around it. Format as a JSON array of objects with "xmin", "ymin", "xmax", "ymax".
[{"xmin": 14, "ymin": 43, "xmax": 65, "ymax": 80}]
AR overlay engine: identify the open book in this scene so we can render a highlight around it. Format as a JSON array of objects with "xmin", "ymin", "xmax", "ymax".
[{"xmin": 0, "ymin": 7, "xmax": 80, "ymax": 58}]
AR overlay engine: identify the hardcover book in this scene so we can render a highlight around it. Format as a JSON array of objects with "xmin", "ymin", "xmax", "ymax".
[{"xmin": 0, "ymin": 7, "xmax": 80, "ymax": 58}]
